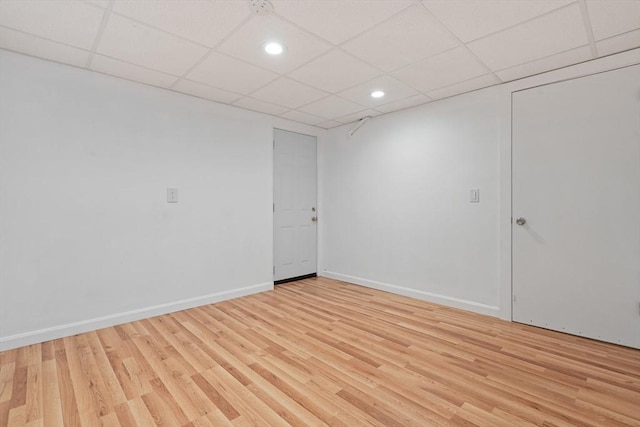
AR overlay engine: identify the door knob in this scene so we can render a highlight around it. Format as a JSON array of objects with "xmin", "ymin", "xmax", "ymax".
[
  {"xmin": 311, "ymin": 216, "xmax": 317, "ymax": 222},
  {"xmin": 515, "ymin": 217, "xmax": 526, "ymax": 225}
]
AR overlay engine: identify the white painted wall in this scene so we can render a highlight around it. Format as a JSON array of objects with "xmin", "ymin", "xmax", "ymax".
[
  {"xmin": 0, "ymin": 50, "xmax": 321, "ymax": 350},
  {"xmin": 319, "ymin": 48, "xmax": 640, "ymax": 319},
  {"xmin": 2, "ymin": 47, "xmax": 638, "ymax": 350},
  {"xmin": 319, "ymin": 88, "xmax": 502, "ymax": 315}
]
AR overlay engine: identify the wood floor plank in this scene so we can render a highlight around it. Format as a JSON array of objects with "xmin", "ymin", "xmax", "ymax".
[
  {"xmin": 0, "ymin": 362, "xmax": 15, "ymax": 404},
  {"xmin": 7, "ymin": 405, "xmax": 26, "ymax": 426},
  {"xmin": 24, "ymin": 359, "xmax": 42, "ymax": 425},
  {"xmin": 126, "ymin": 396, "xmax": 156, "ymax": 426},
  {"xmin": 98, "ymin": 412, "xmax": 120, "ymax": 427},
  {"xmin": 198, "ymin": 368, "xmax": 279, "ymax": 427},
  {"xmin": 113, "ymin": 402, "xmax": 136, "ymax": 427},
  {"xmin": 52, "ymin": 343, "xmax": 80, "ymax": 427},
  {"xmin": 1, "ymin": 277, "xmax": 639, "ymax": 426},
  {"xmin": 63, "ymin": 336, "xmax": 101, "ymax": 427},
  {"xmin": 141, "ymin": 391, "xmax": 183, "ymax": 426},
  {"xmin": 41, "ymin": 359, "xmax": 63, "ymax": 427}
]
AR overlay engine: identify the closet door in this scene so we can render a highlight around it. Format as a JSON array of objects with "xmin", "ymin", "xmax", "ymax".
[{"xmin": 512, "ymin": 65, "xmax": 640, "ymax": 348}]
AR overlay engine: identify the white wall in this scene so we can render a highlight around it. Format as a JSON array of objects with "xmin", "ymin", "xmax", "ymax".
[
  {"xmin": 3, "ymin": 48, "xmax": 638, "ymax": 350},
  {"xmin": 0, "ymin": 49, "xmax": 321, "ymax": 350},
  {"xmin": 319, "ymin": 48, "xmax": 640, "ymax": 319},
  {"xmin": 319, "ymin": 88, "xmax": 502, "ymax": 315}
]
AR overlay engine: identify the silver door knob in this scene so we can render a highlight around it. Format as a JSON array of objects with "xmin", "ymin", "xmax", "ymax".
[
  {"xmin": 311, "ymin": 216, "xmax": 317, "ymax": 222},
  {"xmin": 516, "ymin": 217, "xmax": 526, "ymax": 225}
]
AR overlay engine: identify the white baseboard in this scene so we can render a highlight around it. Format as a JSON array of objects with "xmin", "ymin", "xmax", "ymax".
[
  {"xmin": 321, "ymin": 271, "xmax": 500, "ymax": 317},
  {"xmin": 0, "ymin": 282, "xmax": 273, "ymax": 351}
]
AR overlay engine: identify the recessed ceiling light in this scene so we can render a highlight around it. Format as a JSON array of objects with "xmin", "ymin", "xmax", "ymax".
[
  {"xmin": 371, "ymin": 90, "xmax": 385, "ymax": 98},
  {"xmin": 264, "ymin": 42, "xmax": 285, "ymax": 55}
]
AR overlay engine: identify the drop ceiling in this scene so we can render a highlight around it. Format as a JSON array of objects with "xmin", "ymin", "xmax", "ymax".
[{"xmin": 0, "ymin": 0, "xmax": 638, "ymax": 129}]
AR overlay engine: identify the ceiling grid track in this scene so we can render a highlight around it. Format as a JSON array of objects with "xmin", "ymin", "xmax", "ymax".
[
  {"xmin": 577, "ymin": 0, "xmax": 599, "ymax": 58},
  {"xmin": 84, "ymin": 0, "xmax": 114, "ymax": 68},
  {"xmin": 0, "ymin": 0, "xmax": 636, "ymax": 129}
]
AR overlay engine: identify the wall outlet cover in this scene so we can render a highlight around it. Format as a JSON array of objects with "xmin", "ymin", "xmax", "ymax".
[{"xmin": 167, "ymin": 188, "xmax": 179, "ymax": 203}]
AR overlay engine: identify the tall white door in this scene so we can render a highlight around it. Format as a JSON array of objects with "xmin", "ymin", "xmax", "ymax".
[
  {"xmin": 273, "ymin": 129, "xmax": 317, "ymax": 282},
  {"xmin": 512, "ymin": 65, "xmax": 640, "ymax": 349}
]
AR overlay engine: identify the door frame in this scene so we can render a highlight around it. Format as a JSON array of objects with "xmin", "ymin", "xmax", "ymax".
[{"xmin": 272, "ymin": 127, "xmax": 320, "ymax": 284}]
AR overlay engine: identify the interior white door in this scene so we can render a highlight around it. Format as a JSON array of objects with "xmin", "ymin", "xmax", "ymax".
[
  {"xmin": 273, "ymin": 129, "xmax": 317, "ymax": 282},
  {"xmin": 512, "ymin": 65, "xmax": 640, "ymax": 348}
]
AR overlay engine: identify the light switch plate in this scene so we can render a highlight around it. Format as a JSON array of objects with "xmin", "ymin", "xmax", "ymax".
[
  {"xmin": 167, "ymin": 188, "xmax": 179, "ymax": 203},
  {"xmin": 470, "ymin": 189, "xmax": 479, "ymax": 203}
]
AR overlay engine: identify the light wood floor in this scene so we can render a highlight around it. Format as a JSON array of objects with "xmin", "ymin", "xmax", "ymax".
[{"xmin": 1, "ymin": 277, "xmax": 639, "ymax": 426}]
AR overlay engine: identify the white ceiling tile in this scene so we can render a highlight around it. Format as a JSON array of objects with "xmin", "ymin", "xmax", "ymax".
[
  {"xmin": 424, "ymin": 0, "xmax": 572, "ymax": 42},
  {"xmin": 587, "ymin": 0, "xmax": 640, "ymax": 41},
  {"xmin": 467, "ymin": 4, "xmax": 588, "ymax": 71},
  {"xmin": 425, "ymin": 74, "xmax": 499, "ymax": 100},
  {"xmin": 85, "ymin": 0, "xmax": 109, "ymax": 8},
  {"xmin": 342, "ymin": 5, "xmax": 459, "ymax": 72},
  {"xmin": 187, "ymin": 51, "xmax": 278, "ymax": 95},
  {"xmin": 334, "ymin": 109, "xmax": 380, "ymax": 125},
  {"xmin": 90, "ymin": 54, "xmax": 178, "ymax": 88},
  {"xmin": 250, "ymin": 77, "xmax": 328, "ymax": 109},
  {"xmin": 495, "ymin": 46, "xmax": 593, "ymax": 82},
  {"xmin": 337, "ymin": 75, "xmax": 419, "ymax": 109},
  {"xmin": 596, "ymin": 30, "xmax": 640, "ymax": 56},
  {"xmin": 392, "ymin": 47, "xmax": 487, "ymax": 93},
  {"xmin": 171, "ymin": 79, "xmax": 243, "ymax": 104},
  {"xmin": 375, "ymin": 93, "xmax": 431, "ymax": 113},
  {"xmin": 280, "ymin": 110, "xmax": 326, "ymax": 126},
  {"xmin": 0, "ymin": 27, "xmax": 89, "ymax": 67},
  {"xmin": 1, "ymin": 0, "xmax": 636, "ymax": 124},
  {"xmin": 317, "ymin": 120, "xmax": 343, "ymax": 129},
  {"xmin": 288, "ymin": 49, "xmax": 382, "ymax": 93},
  {"xmin": 299, "ymin": 95, "xmax": 366, "ymax": 119},
  {"xmin": 233, "ymin": 97, "xmax": 290, "ymax": 116},
  {"xmin": 112, "ymin": 1, "xmax": 250, "ymax": 47},
  {"xmin": 217, "ymin": 14, "xmax": 332, "ymax": 74},
  {"xmin": 0, "ymin": 0, "xmax": 104, "ymax": 49},
  {"xmin": 272, "ymin": 0, "xmax": 414, "ymax": 45},
  {"xmin": 97, "ymin": 14, "xmax": 207, "ymax": 76}
]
